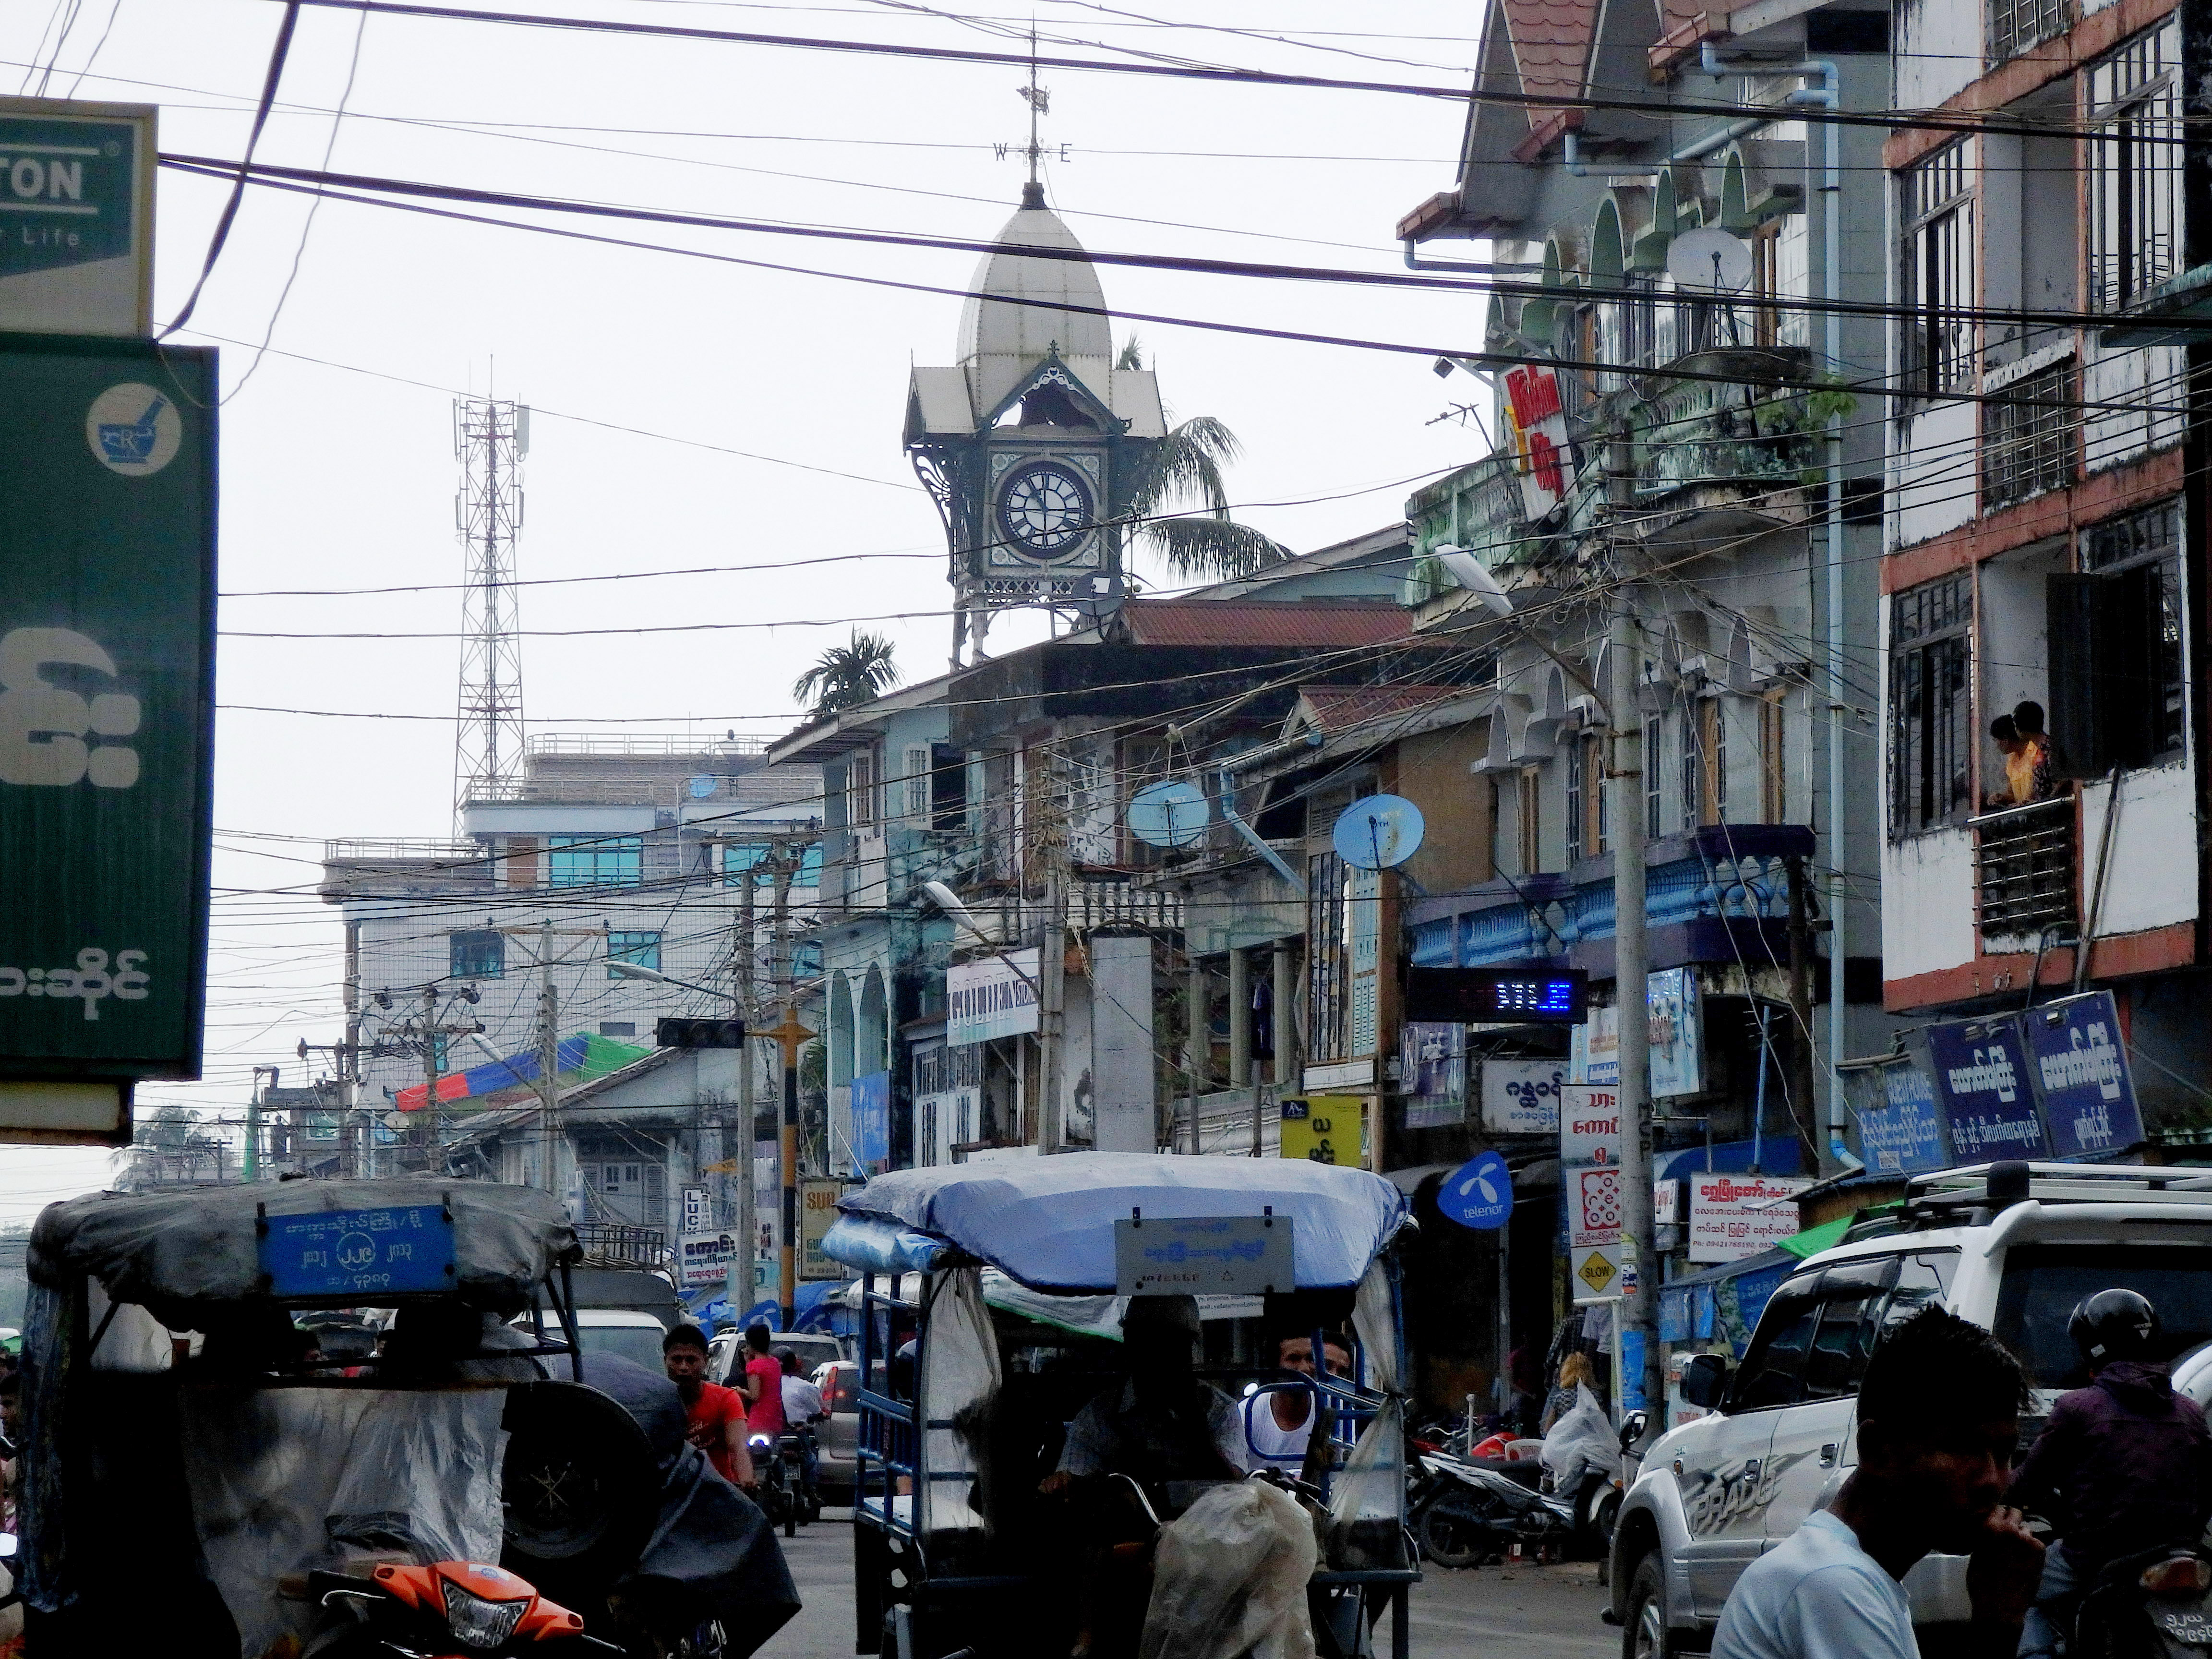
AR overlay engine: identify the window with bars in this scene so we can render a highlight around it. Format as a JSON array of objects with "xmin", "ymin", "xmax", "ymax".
[
  {"xmin": 2050, "ymin": 498, "xmax": 2188, "ymax": 773},
  {"xmin": 1888, "ymin": 573, "xmax": 1975, "ymax": 835},
  {"xmin": 1565, "ymin": 737, "xmax": 1586, "ymax": 864},
  {"xmin": 547, "ymin": 835, "xmax": 642, "ymax": 888},
  {"xmin": 1750, "ymin": 222, "xmax": 1783, "ymax": 349},
  {"xmin": 1517, "ymin": 765, "xmax": 1542, "ymax": 874},
  {"xmin": 1988, "ymin": 0, "xmax": 2066, "ymax": 63},
  {"xmin": 1622, "ymin": 274, "xmax": 1659, "ymax": 370},
  {"xmin": 847, "ymin": 747, "xmax": 878, "ymax": 827},
  {"xmin": 1902, "ymin": 144, "xmax": 1976, "ymax": 397},
  {"xmin": 903, "ymin": 745, "xmax": 931, "ymax": 824},
  {"xmin": 1685, "ymin": 698, "xmax": 1726, "ymax": 825},
  {"xmin": 1760, "ymin": 690, "xmax": 1789, "ymax": 823},
  {"xmin": 1644, "ymin": 716, "xmax": 1665, "ymax": 839},
  {"xmin": 2088, "ymin": 31, "xmax": 2180, "ymax": 312},
  {"xmin": 1305, "ymin": 850, "xmax": 1351, "ymax": 1062},
  {"xmin": 1983, "ymin": 361, "xmax": 2077, "ymax": 508}
]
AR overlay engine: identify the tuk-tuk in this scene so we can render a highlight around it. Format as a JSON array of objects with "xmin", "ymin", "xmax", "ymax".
[
  {"xmin": 822, "ymin": 1153, "xmax": 1418, "ymax": 1659},
  {"xmin": 16, "ymin": 1179, "xmax": 797, "ymax": 1659}
]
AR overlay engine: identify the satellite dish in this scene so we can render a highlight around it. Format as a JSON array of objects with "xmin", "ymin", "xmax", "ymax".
[
  {"xmin": 1667, "ymin": 227, "xmax": 1755, "ymax": 293},
  {"xmin": 1332, "ymin": 794, "xmax": 1426, "ymax": 870},
  {"xmin": 1432, "ymin": 546, "xmax": 1515, "ymax": 619},
  {"xmin": 383, "ymin": 1110, "xmax": 412, "ymax": 1131},
  {"xmin": 688, "ymin": 774, "xmax": 719, "ymax": 799},
  {"xmin": 1128, "ymin": 779, "xmax": 1210, "ymax": 849}
]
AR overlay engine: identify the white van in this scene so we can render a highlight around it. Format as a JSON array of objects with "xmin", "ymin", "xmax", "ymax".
[{"xmin": 1610, "ymin": 1163, "xmax": 2212, "ymax": 1659}]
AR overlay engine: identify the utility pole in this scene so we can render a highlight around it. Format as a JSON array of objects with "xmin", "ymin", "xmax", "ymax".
[
  {"xmin": 1609, "ymin": 603, "xmax": 1660, "ymax": 1423},
  {"xmin": 768, "ymin": 843, "xmax": 810, "ymax": 1327},
  {"xmin": 536, "ymin": 918, "xmax": 559, "ymax": 1196},
  {"xmin": 1037, "ymin": 755, "xmax": 1067, "ymax": 1154},
  {"xmin": 732, "ymin": 873, "xmax": 758, "ymax": 1311}
]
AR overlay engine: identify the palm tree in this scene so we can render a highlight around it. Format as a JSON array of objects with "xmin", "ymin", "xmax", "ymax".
[
  {"xmin": 1117, "ymin": 338, "xmax": 1291, "ymax": 583},
  {"xmin": 793, "ymin": 630, "xmax": 902, "ymax": 715}
]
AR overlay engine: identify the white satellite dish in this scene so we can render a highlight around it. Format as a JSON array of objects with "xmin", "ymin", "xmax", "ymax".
[
  {"xmin": 1667, "ymin": 227, "xmax": 1755, "ymax": 293},
  {"xmin": 1432, "ymin": 546, "xmax": 1515, "ymax": 619},
  {"xmin": 383, "ymin": 1110, "xmax": 412, "ymax": 1131},
  {"xmin": 1332, "ymin": 794, "xmax": 1426, "ymax": 871},
  {"xmin": 1128, "ymin": 779, "xmax": 1211, "ymax": 849}
]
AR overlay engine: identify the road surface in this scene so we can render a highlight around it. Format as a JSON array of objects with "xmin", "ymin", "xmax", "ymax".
[{"xmin": 769, "ymin": 1516, "xmax": 1617, "ymax": 1659}]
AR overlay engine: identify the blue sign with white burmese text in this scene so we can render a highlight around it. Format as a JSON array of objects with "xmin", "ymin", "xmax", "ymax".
[
  {"xmin": 2023, "ymin": 992, "xmax": 2143, "ymax": 1157},
  {"xmin": 851, "ymin": 1071, "xmax": 890, "ymax": 1169},
  {"xmin": 1926, "ymin": 1018, "xmax": 2047, "ymax": 1159},
  {"xmin": 1439, "ymin": 1150, "xmax": 1514, "ymax": 1230},
  {"xmin": 259, "ymin": 1203, "xmax": 455, "ymax": 1298},
  {"xmin": 1854, "ymin": 1054, "xmax": 1948, "ymax": 1174}
]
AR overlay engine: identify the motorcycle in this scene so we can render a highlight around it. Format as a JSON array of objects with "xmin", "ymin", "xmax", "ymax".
[
  {"xmin": 2073, "ymin": 1545, "xmax": 2212, "ymax": 1659},
  {"xmin": 307, "ymin": 1560, "xmax": 621, "ymax": 1658},
  {"xmin": 750, "ymin": 1432, "xmax": 796, "ymax": 1536},
  {"xmin": 780, "ymin": 1428, "xmax": 821, "ymax": 1527},
  {"xmin": 1411, "ymin": 1410, "xmax": 1645, "ymax": 1570}
]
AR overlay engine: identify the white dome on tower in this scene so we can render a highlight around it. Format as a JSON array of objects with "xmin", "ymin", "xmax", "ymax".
[{"xmin": 956, "ymin": 183, "xmax": 1115, "ymax": 418}]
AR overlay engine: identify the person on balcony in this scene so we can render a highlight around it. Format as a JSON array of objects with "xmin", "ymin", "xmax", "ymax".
[
  {"xmin": 1987, "ymin": 711, "xmax": 2055, "ymax": 809},
  {"xmin": 2012, "ymin": 703, "xmax": 2057, "ymax": 800}
]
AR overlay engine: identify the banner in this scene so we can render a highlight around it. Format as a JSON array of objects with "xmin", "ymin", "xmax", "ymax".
[
  {"xmin": 947, "ymin": 949, "xmax": 1040, "ymax": 1045},
  {"xmin": 1400, "ymin": 1021, "xmax": 1466, "ymax": 1130},
  {"xmin": 1925, "ymin": 1017, "xmax": 2047, "ymax": 1159},
  {"xmin": 1688, "ymin": 1174, "xmax": 1811, "ymax": 1263},
  {"xmin": 2021, "ymin": 992, "xmax": 2143, "ymax": 1158},
  {"xmin": 850, "ymin": 1071, "xmax": 890, "ymax": 1169},
  {"xmin": 1569, "ymin": 970, "xmax": 1703, "ymax": 1099},
  {"xmin": 1481, "ymin": 1058, "xmax": 1566, "ymax": 1136}
]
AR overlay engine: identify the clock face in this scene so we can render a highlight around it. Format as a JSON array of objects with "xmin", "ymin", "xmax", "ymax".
[{"xmin": 996, "ymin": 461, "xmax": 1095, "ymax": 559}]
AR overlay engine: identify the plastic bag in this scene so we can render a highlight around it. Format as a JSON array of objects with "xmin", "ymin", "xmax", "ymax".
[
  {"xmin": 1539, "ymin": 1383, "xmax": 1619, "ymax": 1495},
  {"xmin": 1141, "ymin": 1481, "xmax": 1317, "ymax": 1659}
]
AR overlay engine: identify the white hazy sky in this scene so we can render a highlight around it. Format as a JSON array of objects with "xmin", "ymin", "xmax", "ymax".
[{"xmin": 0, "ymin": 0, "xmax": 1495, "ymax": 1218}]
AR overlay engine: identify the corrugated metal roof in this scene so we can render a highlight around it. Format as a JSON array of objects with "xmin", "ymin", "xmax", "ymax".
[
  {"xmin": 1118, "ymin": 601, "xmax": 1413, "ymax": 648},
  {"xmin": 1295, "ymin": 684, "xmax": 1470, "ymax": 734}
]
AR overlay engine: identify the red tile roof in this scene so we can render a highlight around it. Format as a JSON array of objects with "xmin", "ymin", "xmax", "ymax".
[
  {"xmin": 1500, "ymin": 0, "xmax": 1599, "ymax": 135},
  {"xmin": 1118, "ymin": 601, "xmax": 1414, "ymax": 649},
  {"xmin": 1294, "ymin": 684, "xmax": 1472, "ymax": 735}
]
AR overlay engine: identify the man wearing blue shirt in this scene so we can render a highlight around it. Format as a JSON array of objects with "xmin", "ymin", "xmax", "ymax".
[{"xmin": 1714, "ymin": 1308, "xmax": 2046, "ymax": 1659}]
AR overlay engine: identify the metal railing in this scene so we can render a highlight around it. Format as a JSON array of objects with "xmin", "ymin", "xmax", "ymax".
[
  {"xmin": 323, "ymin": 838, "xmax": 485, "ymax": 864},
  {"xmin": 529, "ymin": 733, "xmax": 766, "ymax": 756},
  {"xmin": 574, "ymin": 1222, "xmax": 666, "ymax": 1267},
  {"xmin": 1071, "ymin": 877, "xmax": 1185, "ymax": 932},
  {"xmin": 1972, "ymin": 795, "xmax": 2076, "ymax": 938}
]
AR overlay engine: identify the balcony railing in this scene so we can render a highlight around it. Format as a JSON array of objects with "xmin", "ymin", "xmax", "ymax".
[
  {"xmin": 1972, "ymin": 796, "xmax": 2076, "ymax": 938},
  {"xmin": 575, "ymin": 1222, "xmax": 666, "ymax": 1268},
  {"xmin": 1072, "ymin": 876, "xmax": 1184, "ymax": 933},
  {"xmin": 1635, "ymin": 372, "xmax": 1816, "ymax": 501}
]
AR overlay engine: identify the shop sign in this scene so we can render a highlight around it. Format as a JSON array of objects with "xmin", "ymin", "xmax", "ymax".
[
  {"xmin": 1281, "ymin": 1095, "xmax": 1362, "ymax": 1166},
  {"xmin": 1570, "ymin": 1163, "xmax": 1623, "ymax": 1249},
  {"xmin": 1559, "ymin": 1083, "xmax": 1620, "ymax": 1167},
  {"xmin": 1568, "ymin": 971, "xmax": 1703, "ymax": 1099},
  {"xmin": 1480, "ymin": 1058, "xmax": 1565, "ymax": 1136},
  {"xmin": 0, "ymin": 97, "xmax": 156, "ymax": 336},
  {"xmin": 1925, "ymin": 1017, "xmax": 2047, "ymax": 1159},
  {"xmin": 799, "ymin": 1177, "xmax": 844, "ymax": 1280},
  {"xmin": 947, "ymin": 949, "xmax": 1039, "ymax": 1045},
  {"xmin": 2021, "ymin": 992, "xmax": 2142, "ymax": 1158},
  {"xmin": 850, "ymin": 1070, "xmax": 890, "ymax": 1168},
  {"xmin": 1653, "ymin": 1178, "xmax": 1682, "ymax": 1227},
  {"xmin": 678, "ymin": 1229, "xmax": 740, "ymax": 1288},
  {"xmin": 1503, "ymin": 362, "xmax": 1572, "ymax": 519},
  {"xmin": 1400, "ymin": 1021, "xmax": 1466, "ymax": 1130},
  {"xmin": 1687, "ymin": 1174, "xmax": 1811, "ymax": 1264},
  {"xmin": 1843, "ymin": 1045, "xmax": 1948, "ymax": 1175},
  {"xmin": 1438, "ymin": 1150, "xmax": 1513, "ymax": 1229}
]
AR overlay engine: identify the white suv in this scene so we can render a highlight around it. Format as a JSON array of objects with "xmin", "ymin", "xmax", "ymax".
[{"xmin": 1610, "ymin": 1162, "xmax": 2212, "ymax": 1659}]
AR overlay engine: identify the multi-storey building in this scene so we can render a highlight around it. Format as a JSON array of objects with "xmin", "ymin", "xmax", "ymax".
[{"xmin": 1876, "ymin": 0, "xmax": 2209, "ymax": 1127}]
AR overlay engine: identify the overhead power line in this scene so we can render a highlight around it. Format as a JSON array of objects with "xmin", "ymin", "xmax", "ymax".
[{"xmin": 258, "ymin": 0, "xmax": 2190, "ymax": 146}]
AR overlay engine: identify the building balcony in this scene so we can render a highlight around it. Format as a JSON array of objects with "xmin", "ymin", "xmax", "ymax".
[
  {"xmin": 1407, "ymin": 823, "xmax": 1815, "ymax": 981},
  {"xmin": 1071, "ymin": 875, "xmax": 1184, "ymax": 933},
  {"xmin": 1972, "ymin": 796, "xmax": 2075, "ymax": 940}
]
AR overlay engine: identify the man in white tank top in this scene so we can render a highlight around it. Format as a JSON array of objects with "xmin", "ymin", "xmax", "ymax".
[{"xmin": 1240, "ymin": 1333, "xmax": 1352, "ymax": 1482}]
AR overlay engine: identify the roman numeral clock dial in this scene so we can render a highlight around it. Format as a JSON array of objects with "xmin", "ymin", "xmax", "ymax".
[{"xmin": 996, "ymin": 460, "xmax": 1094, "ymax": 558}]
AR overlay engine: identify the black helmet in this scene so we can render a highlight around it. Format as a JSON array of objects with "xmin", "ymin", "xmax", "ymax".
[{"xmin": 2069, "ymin": 1288, "xmax": 2161, "ymax": 1367}]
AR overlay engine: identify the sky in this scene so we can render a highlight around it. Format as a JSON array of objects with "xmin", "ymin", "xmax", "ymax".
[{"xmin": 0, "ymin": 0, "xmax": 1496, "ymax": 1218}]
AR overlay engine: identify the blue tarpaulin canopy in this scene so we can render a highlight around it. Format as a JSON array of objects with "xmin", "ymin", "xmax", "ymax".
[{"xmin": 826, "ymin": 1152, "xmax": 1410, "ymax": 1293}]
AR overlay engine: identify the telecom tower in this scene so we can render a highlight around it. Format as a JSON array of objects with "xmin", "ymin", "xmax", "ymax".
[{"xmin": 452, "ymin": 397, "xmax": 528, "ymax": 818}]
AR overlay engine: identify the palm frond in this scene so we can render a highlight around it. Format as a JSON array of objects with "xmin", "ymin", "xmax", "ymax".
[
  {"xmin": 1115, "ymin": 337, "xmax": 1147, "ymax": 372},
  {"xmin": 793, "ymin": 630, "xmax": 902, "ymax": 714},
  {"xmin": 1142, "ymin": 518, "xmax": 1293, "ymax": 581}
]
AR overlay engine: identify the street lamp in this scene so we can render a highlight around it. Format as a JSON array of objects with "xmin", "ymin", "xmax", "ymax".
[{"xmin": 608, "ymin": 959, "xmax": 738, "ymax": 1001}]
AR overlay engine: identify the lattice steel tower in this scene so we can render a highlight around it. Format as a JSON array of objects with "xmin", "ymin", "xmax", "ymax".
[{"xmin": 452, "ymin": 397, "xmax": 528, "ymax": 817}]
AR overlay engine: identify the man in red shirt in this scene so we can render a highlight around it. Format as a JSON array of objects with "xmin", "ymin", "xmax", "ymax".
[
  {"xmin": 663, "ymin": 1323, "xmax": 753, "ymax": 1489},
  {"xmin": 739, "ymin": 1323, "xmax": 787, "ymax": 1441}
]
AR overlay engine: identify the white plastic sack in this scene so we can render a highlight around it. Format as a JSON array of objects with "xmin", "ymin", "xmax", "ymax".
[
  {"xmin": 1141, "ymin": 1481, "xmax": 1317, "ymax": 1659},
  {"xmin": 1539, "ymin": 1382, "xmax": 1619, "ymax": 1494}
]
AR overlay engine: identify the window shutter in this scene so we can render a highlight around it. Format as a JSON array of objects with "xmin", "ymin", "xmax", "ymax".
[{"xmin": 2046, "ymin": 573, "xmax": 2104, "ymax": 777}]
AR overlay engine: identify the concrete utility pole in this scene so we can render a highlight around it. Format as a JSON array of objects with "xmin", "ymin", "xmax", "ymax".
[
  {"xmin": 766, "ymin": 1005, "xmax": 815, "ymax": 1326},
  {"xmin": 1037, "ymin": 757, "xmax": 1068, "ymax": 1154},
  {"xmin": 733, "ymin": 874, "xmax": 757, "ymax": 1310},
  {"xmin": 1608, "ymin": 605, "xmax": 1661, "ymax": 1421},
  {"xmin": 536, "ymin": 918, "xmax": 559, "ymax": 1195}
]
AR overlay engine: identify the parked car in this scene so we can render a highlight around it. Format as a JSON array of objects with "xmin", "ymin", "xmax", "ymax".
[
  {"xmin": 1611, "ymin": 1161, "xmax": 2212, "ymax": 1659},
  {"xmin": 811, "ymin": 1359, "xmax": 861, "ymax": 1496},
  {"xmin": 513, "ymin": 1307, "xmax": 670, "ymax": 1373}
]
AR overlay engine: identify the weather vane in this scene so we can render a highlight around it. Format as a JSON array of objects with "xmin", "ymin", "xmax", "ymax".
[{"xmin": 993, "ymin": 24, "xmax": 1070, "ymax": 187}]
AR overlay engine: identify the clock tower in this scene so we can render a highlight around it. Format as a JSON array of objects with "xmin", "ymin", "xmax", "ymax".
[{"xmin": 905, "ymin": 181, "xmax": 1165, "ymax": 662}]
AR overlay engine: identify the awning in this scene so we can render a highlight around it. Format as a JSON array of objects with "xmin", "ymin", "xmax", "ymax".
[
  {"xmin": 395, "ymin": 1030, "xmax": 650, "ymax": 1112},
  {"xmin": 1656, "ymin": 1247, "xmax": 1797, "ymax": 1356}
]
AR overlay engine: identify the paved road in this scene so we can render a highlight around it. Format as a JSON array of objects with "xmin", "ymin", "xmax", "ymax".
[{"xmin": 767, "ymin": 1517, "xmax": 1616, "ymax": 1659}]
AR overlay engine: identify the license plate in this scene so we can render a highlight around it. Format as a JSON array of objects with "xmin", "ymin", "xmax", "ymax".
[{"xmin": 2153, "ymin": 1605, "xmax": 2212, "ymax": 1644}]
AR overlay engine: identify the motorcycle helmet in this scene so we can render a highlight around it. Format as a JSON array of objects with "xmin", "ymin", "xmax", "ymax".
[{"xmin": 2068, "ymin": 1288, "xmax": 2162, "ymax": 1367}]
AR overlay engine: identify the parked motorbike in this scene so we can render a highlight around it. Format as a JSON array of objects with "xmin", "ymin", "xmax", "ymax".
[
  {"xmin": 1411, "ymin": 1410, "xmax": 1645, "ymax": 1570},
  {"xmin": 2073, "ymin": 1545, "xmax": 2212, "ymax": 1659},
  {"xmin": 307, "ymin": 1560, "xmax": 621, "ymax": 1658}
]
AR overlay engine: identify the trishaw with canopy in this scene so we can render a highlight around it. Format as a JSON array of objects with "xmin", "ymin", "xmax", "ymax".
[
  {"xmin": 17, "ymin": 1179, "xmax": 797, "ymax": 1659},
  {"xmin": 821, "ymin": 1153, "xmax": 1418, "ymax": 1659}
]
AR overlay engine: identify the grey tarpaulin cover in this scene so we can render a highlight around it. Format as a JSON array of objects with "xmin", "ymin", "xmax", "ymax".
[{"xmin": 28, "ymin": 1178, "xmax": 577, "ymax": 1320}]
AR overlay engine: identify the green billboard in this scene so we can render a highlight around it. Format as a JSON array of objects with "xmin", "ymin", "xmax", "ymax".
[{"xmin": 0, "ymin": 336, "xmax": 216, "ymax": 1130}]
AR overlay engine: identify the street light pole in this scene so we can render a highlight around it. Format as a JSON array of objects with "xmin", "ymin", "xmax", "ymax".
[{"xmin": 1609, "ymin": 603, "xmax": 1660, "ymax": 1422}]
